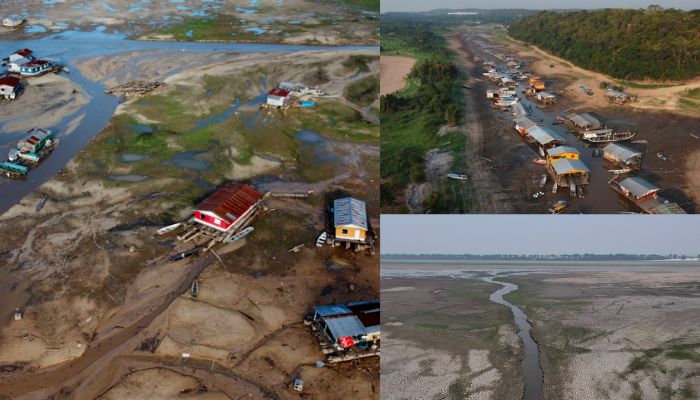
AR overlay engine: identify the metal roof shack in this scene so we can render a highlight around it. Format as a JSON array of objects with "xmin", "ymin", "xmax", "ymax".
[
  {"xmin": 0, "ymin": 76, "xmax": 21, "ymax": 88},
  {"xmin": 13, "ymin": 48, "xmax": 33, "ymax": 58},
  {"xmin": 333, "ymin": 197, "xmax": 367, "ymax": 230},
  {"xmin": 268, "ymin": 88, "xmax": 290, "ymax": 97},
  {"xmin": 605, "ymin": 89, "xmax": 633, "ymax": 103},
  {"xmin": 550, "ymin": 158, "xmax": 589, "ymax": 175},
  {"xmin": 527, "ymin": 126, "xmax": 565, "ymax": 147},
  {"xmin": 603, "ymin": 143, "xmax": 642, "ymax": 169},
  {"xmin": 193, "ymin": 183, "xmax": 263, "ymax": 232},
  {"xmin": 615, "ymin": 176, "xmax": 659, "ymax": 200},
  {"xmin": 547, "ymin": 146, "xmax": 579, "ymax": 157},
  {"xmin": 310, "ymin": 300, "xmax": 380, "ymax": 359},
  {"xmin": 569, "ymin": 113, "xmax": 601, "ymax": 130}
]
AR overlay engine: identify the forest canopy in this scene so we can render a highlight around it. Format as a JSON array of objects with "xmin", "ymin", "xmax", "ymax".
[{"xmin": 508, "ymin": 9, "xmax": 700, "ymax": 81}]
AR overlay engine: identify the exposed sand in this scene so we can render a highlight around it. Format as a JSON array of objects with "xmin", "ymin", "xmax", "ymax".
[
  {"xmin": 380, "ymin": 56, "xmax": 415, "ymax": 96},
  {"xmin": 0, "ymin": 74, "xmax": 89, "ymax": 133}
]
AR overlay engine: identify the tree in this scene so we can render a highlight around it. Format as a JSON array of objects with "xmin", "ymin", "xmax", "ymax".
[{"xmin": 445, "ymin": 104, "xmax": 459, "ymax": 126}]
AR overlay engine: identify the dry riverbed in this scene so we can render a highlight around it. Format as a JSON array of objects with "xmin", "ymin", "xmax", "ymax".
[{"xmin": 0, "ymin": 49, "xmax": 379, "ymax": 399}]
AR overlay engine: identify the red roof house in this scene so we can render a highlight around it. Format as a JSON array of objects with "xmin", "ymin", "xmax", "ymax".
[
  {"xmin": 193, "ymin": 183, "xmax": 263, "ymax": 232},
  {"xmin": 14, "ymin": 48, "xmax": 33, "ymax": 58}
]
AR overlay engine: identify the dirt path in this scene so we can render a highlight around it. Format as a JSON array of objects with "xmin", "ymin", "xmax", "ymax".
[
  {"xmin": 450, "ymin": 33, "xmax": 515, "ymax": 214},
  {"xmin": 0, "ymin": 254, "xmax": 214, "ymax": 399},
  {"xmin": 380, "ymin": 56, "xmax": 416, "ymax": 96}
]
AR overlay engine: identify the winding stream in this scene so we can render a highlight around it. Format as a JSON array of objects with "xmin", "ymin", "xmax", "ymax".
[{"xmin": 482, "ymin": 275, "xmax": 543, "ymax": 400}]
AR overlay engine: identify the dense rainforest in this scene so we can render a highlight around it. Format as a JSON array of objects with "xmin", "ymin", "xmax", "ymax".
[{"xmin": 508, "ymin": 9, "xmax": 700, "ymax": 81}]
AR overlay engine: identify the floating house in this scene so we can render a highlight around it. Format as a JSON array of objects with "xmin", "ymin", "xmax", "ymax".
[
  {"xmin": 278, "ymin": 81, "xmax": 306, "ymax": 93},
  {"xmin": 495, "ymin": 97, "xmax": 519, "ymax": 107},
  {"xmin": 309, "ymin": 300, "xmax": 380, "ymax": 361},
  {"xmin": 514, "ymin": 116, "xmax": 537, "ymax": 136},
  {"xmin": 603, "ymin": 143, "xmax": 642, "ymax": 170},
  {"xmin": 526, "ymin": 126, "xmax": 566, "ymax": 150},
  {"xmin": 609, "ymin": 176, "xmax": 685, "ymax": 214},
  {"xmin": 548, "ymin": 158, "xmax": 590, "ymax": 187},
  {"xmin": 19, "ymin": 60, "xmax": 58, "ymax": 77},
  {"xmin": 569, "ymin": 113, "xmax": 602, "ymax": 130},
  {"xmin": 266, "ymin": 88, "xmax": 293, "ymax": 107},
  {"xmin": 546, "ymin": 146, "xmax": 580, "ymax": 163},
  {"xmin": 193, "ymin": 183, "xmax": 263, "ymax": 233},
  {"xmin": 605, "ymin": 89, "xmax": 633, "ymax": 104},
  {"xmin": 511, "ymin": 102, "xmax": 527, "ymax": 118},
  {"xmin": 536, "ymin": 91, "xmax": 556, "ymax": 104},
  {"xmin": 332, "ymin": 197, "xmax": 368, "ymax": 244},
  {"xmin": 0, "ymin": 76, "xmax": 23, "ymax": 100},
  {"xmin": 18, "ymin": 128, "xmax": 53, "ymax": 153},
  {"xmin": 7, "ymin": 48, "xmax": 35, "ymax": 73},
  {"xmin": 528, "ymin": 76, "xmax": 545, "ymax": 91},
  {"xmin": 2, "ymin": 16, "xmax": 25, "ymax": 28},
  {"xmin": 498, "ymin": 76, "xmax": 516, "ymax": 88}
]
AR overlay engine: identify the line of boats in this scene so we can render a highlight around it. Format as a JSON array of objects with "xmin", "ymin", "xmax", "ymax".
[{"xmin": 0, "ymin": 128, "xmax": 58, "ymax": 178}]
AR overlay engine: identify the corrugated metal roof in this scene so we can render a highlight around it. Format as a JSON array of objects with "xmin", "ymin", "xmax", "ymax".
[
  {"xmin": 194, "ymin": 183, "xmax": 262, "ymax": 225},
  {"xmin": 547, "ymin": 146, "xmax": 579, "ymax": 156},
  {"xmin": 325, "ymin": 316, "xmax": 368, "ymax": 339},
  {"xmin": 0, "ymin": 76, "xmax": 21, "ymax": 87},
  {"xmin": 314, "ymin": 304, "xmax": 352, "ymax": 317},
  {"xmin": 603, "ymin": 143, "xmax": 641, "ymax": 161},
  {"xmin": 333, "ymin": 197, "xmax": 367, "ymax": 229},
  {"xmin": 527, "ymin": 126, "xmax": 564, "ymax": 146},
  {"xmin": 551, "ymin": 158, "xmax": 590, "ymax": 175},
  {"xmin": 267, "ymin": 88, "xmax": 290, "ymax": 97},
  {"xmin": 538, "ymin": 91, "xmax": 555, "ymax": 98},
  {"xmin": 618, "ymin": 176, "xmax": 659, "ymax": 198},
  {"xmin": 569, "ymin": 113, "xmax": 601, "ymax": 128}
]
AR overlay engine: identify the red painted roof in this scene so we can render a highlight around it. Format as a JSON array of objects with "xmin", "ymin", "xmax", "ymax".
[
  {"xmin": 268, "ymin": 88, "xmax": 290, "ymax": 97},
  {"xmin": 14, "ymin": 48, "xmax": 32, "ymax": 57},
  {"xmin": 0, "ymin": 76, "xmax": 21, "ymax": 87},
  {"xmin": 195, "ymin": 183, "xmax": 263, "ymax": 225}
]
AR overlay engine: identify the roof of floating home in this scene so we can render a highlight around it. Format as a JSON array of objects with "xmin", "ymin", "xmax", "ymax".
[
  {"xmin": 617, "ymin": 176, "xmax": 659, "ymax": 198},
  {"xmin": 527, "ymin": 126, "xmax": 565, "ymax": 146},
  {"xmin": 325, "ymin": 316, "xmax": 370, "ymax": 339},
  {"xmin": 550, "ymin": 158, "xmax": 590, "ymax": 175},
  {"xmin": 333, "ymin": 197, "xmax": 367, "ymax": 229},
  {"xmin": 569, "ymin": 113, "xmax": 601, "ymax": 127},
  {"xmin": 194, "ymin": 183, "xmax": 263, "ymax": 224},
  {"xmin": 606, "ymin": 89, "xmax": 631, "ymax": 98},
  {"xmin": 603, "ymin": 143, "xmax": 641, "ymax": 160},
  {"xmin": 0, "ymin": 76, "xmax": 21, "ymax": 87},
  {"xmin": 22, "ymin": 60, "xmax": 49, "ymax": 67},
  {"xmin": 538, "ymin": 91, "xmax": 555, "ymax": 98},
  {"xmin": 514, "ymin": 116, "xmax": 536, "ymax": 129},
  {"xmin": 546, "ymin": 146, "xmax": 579, "ymax": 156},
  {"xmin": 511, "ymin": 103, "xmax": 526, "ymax": 116},
  {"xmin": 648, "ymin": 202, "xmax": 686, "ymax": 214},
  {"xmin": 13, "ymin": 48, "xmax": 32, "ymax": 57},
  {"xmin": 267, "ymin": 88, "xmax": 290, "ymax": 97}
]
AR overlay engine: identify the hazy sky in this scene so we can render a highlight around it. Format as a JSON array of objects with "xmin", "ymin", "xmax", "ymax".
[
  {"xmin": 381, "ymin": 0, "xmax": 696, "ymax": 12},
  {"xmin": 382, "ymin": 215, "xmax": 700, "ymax": 255}
]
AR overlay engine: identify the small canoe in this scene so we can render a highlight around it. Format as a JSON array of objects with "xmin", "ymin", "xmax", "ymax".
[
  {"xmin": 532, "ymin": 158, "xmax": 547, "ymax": 165},
  {"xmin": 316, "ymin": 231, "xmax": 327, "ymax": 247},
  {"xmin": 157, "ymin": 222, "xmax": 182, "ymax": 236},
  {"xmin": 224, "ymin": 226, "xmax": 254, "ymax": 243},
  {"xmin": 191, "ymin": 280, "xmax": 199, "ymax": 298},
  {"xmin": 447, "ymin": 173, "xmax": 468, "ymax": 180}
]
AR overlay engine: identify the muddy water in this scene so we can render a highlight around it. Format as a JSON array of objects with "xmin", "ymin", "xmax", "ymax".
[
  {"xmin": 482, "ymin": 275, "xmax": 543, "ymax": 400},
  {"xmin": 0, "ymin": 30, "xmax": 376, "ymax": 215}
]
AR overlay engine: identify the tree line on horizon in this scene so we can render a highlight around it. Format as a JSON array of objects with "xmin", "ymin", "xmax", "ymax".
[{"xmin": 508, "ymin": 8, "xmax": 700, "ymax": 81}]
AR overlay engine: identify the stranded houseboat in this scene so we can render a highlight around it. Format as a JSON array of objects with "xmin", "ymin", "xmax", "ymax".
[{"xmin": 1, "ymin": 128, "xmax": 59, "ymax": 178}]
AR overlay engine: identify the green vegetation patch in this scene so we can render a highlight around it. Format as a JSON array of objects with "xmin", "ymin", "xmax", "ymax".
[
  {"xmin": 316, "ymin": 0, "xmax": 379, "ymax": 12},
  {"xmin": 342, "ymin": 54, "xmax": 378, "ymax": 73},
  {"xmin": 508, "ymin": 9, "xmax": 700, "ymax": 80},
  {"xmin": 344, "ymin": 76, "xmax": 379, "ymax": 107}
]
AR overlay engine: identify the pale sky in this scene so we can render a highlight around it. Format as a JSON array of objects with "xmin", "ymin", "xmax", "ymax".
[
  {"xmin": 381, "ymin": 0, "xmax": 697, "ymax": 12},
  {"xmin": 381, "ymin": 215, "xmax": 700, "ymax": 255}
]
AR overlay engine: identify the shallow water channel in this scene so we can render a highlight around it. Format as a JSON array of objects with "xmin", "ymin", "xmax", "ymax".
[{"xmin": 482, "ymin": 275, "xmax": 543, "ymax": 400}]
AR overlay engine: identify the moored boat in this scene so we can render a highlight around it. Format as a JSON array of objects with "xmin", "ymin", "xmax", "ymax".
[
  {"xmin": 447, "ymin": 173, "xmax": 468, "ymax": 180},
  {"xmin": 223, "ymin": 226, "xmax": 254, "ymax": 243},
  {"xmin": 548, "ymin": 199, "xmax": 568, "ymax": 214},
  {"xmin": 157, "ymin": 222, "xmax": 183, "ymax": 236},
  {"xmin": 316, "ymin": 231, "xmax": 327, "ymax": 247}
]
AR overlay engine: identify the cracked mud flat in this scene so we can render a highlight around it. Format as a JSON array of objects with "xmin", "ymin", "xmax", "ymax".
[{"xmin": 381, "ymin": 263, "xmax": 700, "ymax": 400}]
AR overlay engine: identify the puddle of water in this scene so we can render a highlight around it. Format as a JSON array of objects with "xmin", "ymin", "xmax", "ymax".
[
  {"xmin": 100, "ymin": 2, "xmax": 119, "ymax": 13},
  {"xmin": 120, "ymin": 153, "xmax": 148, "ymax": 162},
  {"xmin": 168, "ymin": 151, "xmax": 211, "ymax": 171},
  {"xmin": 244, "ymin": 26, "xmax": 267, "ymax": 35},
  {"xmin": 294, "ymin": 130, "xmax": 338, "ymax": 164},
  {"xmin": 237, "ymin": 8, "xmax": 258, "ymax": 14},
  {"xmin": 72, "ymin": 4, "xmax": 96, "ymax": 11},
  {"xmin": 482, "ymin": 275, "xmax": 543, "ymax": 400},
  {"xmin": 107, "ymin": 174, "xmax": 149, "ymax": 182},
  {"xmin": 130, "ymin": 123, "xmax": 154, "ymax": 134},
  {"xmin": 26, "ymin": 25, "xmax": 48, "ymax": 33},
  {"xmin": 185, "ymin": 29, "xmax": 193, "ymax": 38},
  {"xmin": 190, "ymin": 98, "xmax": 240, "ymax": 131}
]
